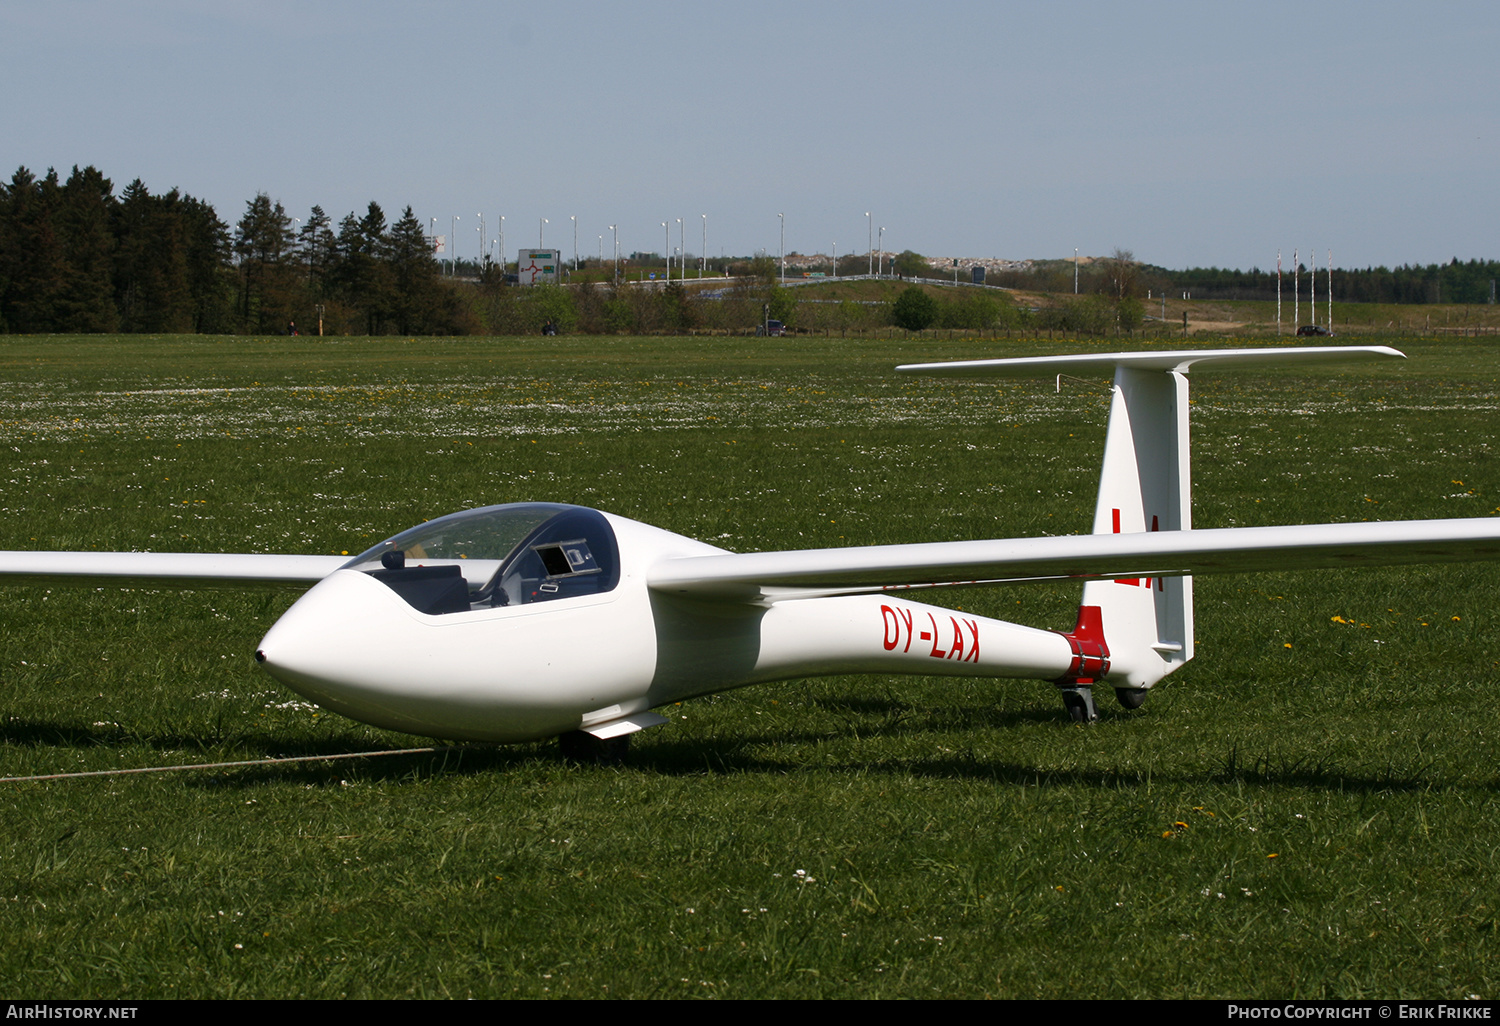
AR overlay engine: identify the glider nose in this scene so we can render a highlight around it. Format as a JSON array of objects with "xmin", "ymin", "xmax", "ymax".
[
  {"xmin": 252, "ymin": 568, "xmax": 546, "ymax": 741},
  {"xmin": 254, "ymin": 570, "xmax": 404, "ymax": 711}
]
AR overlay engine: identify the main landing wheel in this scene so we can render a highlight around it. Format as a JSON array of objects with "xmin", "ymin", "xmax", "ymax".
[
  {"xmin": 558, "ymin": 730, "xmax": 630, "ymax": 765},
  {"xmin": 1114, "ymin": 687, "xmax": 1148, "ymax": 710}
]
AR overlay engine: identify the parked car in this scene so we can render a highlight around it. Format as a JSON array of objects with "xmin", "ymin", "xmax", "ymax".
[
  {"xmin": 1296, "ymin": 324, "xmax": 1331, "ymax": 337},
  {"xmin": 756, "ymin": 319, "xmax": 787, "ymax": 337}
]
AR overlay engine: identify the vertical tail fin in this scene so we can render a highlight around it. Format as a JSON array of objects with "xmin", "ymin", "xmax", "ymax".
[{"xmin": 1076, "ymin": 365, "xmax": 1193, "ymax": 690}]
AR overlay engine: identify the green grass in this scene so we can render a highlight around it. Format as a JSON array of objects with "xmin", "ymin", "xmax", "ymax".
[{"xmin": 0, "ymin": 333, "xmax": 1498, "ymax": 998}]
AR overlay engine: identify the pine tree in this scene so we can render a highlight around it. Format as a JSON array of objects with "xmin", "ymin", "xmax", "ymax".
[
  {"xmin": 113, "ymin": 180, "xmax": 193, "ymax": 333},
  {"xmin": 388, "ymin": 206, "xmax": 438, "ymax": 334},
  {"xmin": 111, "ymin": 178, "xmax": 154, "ymax": 330},
  {"xmin": 179, "ymin": 194, "xmax": 232, "ymax": 332},
  {"xmin": 56, "ymin": 165, "xmax": 118, "ymax": 332},
  {"xmin": 234, "ymin": 193, "xmax": 294, "ymax": 331},
  {"xmin": 333, "ymin": 202, "xmax": 395, "ymax": 333},
  {"xmin": 1, "ymin": 168, "xmax": 68, "ymax": 332},
  {"xmin": 297, "ymin": 205, "xmax": 336, "ymax": 293}
]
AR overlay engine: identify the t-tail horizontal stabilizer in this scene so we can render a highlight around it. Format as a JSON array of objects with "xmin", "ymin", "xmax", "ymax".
[{"xmin": 898, "ymin": 346, "xmax": 1407, "ymax": 721}]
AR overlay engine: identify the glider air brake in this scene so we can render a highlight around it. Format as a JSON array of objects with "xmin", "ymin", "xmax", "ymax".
[{"xmin": 3, "ymin": 346, "xmax": 1499, "ymax": 758}]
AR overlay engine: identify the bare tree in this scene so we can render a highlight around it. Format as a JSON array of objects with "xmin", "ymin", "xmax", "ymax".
[{"xmin": 1102, "ymin": 248, "xmax": 1141, "ymax": 301}]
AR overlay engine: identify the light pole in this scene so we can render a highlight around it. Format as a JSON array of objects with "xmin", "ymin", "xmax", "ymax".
[
  {"xmin": 1277, "ymin": 249, "xmax": 1282, "ymax": 335},
  {"xmin": 662, "ymin": 222, "xmax": 669, "ymax": 281},
  {"xmin": 477, "ymin": 213, "xmax": 484, "ymax": 264},
  {"xmin": 878, "ymin": 226, "xmax": 884, "ymax": 276},
  {"xmin": 430, "ymin": 217, "xmax": 437, "ymax": 267},
  {"xmin": 452, "ymin": 215, "xmax": 460, "ymax": 275},
  {"xmin": 610, "ymin": 224, "xmax": 618, "ymax": 280},
  {"xmin": 498, "ymin": 216, "xmax": 504, "ymax": 273},
  {"xmin": 676, "ymin": 218, "xmax": 683, "ymax": 283},
  {"xmin": 598, "ymin": 235, "xmax": 603, "ymax": 268},
  {"xmin": 832, "ymin": 242, "xmax": 837, "ymax": 278},
  {"xmin": 540, "ymin": 218, "xmax": 547, "ymax": 248},
  {"xmin": 866, "ymin": 212, "xmax": 872, "ymax": 276},
  {"xmin": 292, "ymin": 217, "xmax": 304, "ymax": 283},
  {"xmin": 701, "ymin": 214, "xmax": 707, "ymax": 277},
  {"xmin": 778, "ymin": 212, "xmax": 784, "ymax": 283},
  {"xmin": 1074, "ymin": 248, "xmax": 1078, "ymax": 293},
  {"xmin": 570, "ymin": 215, "xmax": 577, "ymax": 271}
]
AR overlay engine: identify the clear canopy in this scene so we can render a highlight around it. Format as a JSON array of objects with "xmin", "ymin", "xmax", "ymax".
[{"xmin": 342, "ymin": 503, "xmax": 619, "ymax": 612}]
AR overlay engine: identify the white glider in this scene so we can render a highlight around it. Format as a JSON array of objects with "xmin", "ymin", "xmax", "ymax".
[{"xmin": 2, "ymin": 345, "xmax": 1497, "ymax": 757}]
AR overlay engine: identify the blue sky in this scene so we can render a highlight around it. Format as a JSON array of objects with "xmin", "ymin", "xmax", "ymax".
[{"xmin": 4, "ymin": 0, "xmax": 1496, "ymax": 270}]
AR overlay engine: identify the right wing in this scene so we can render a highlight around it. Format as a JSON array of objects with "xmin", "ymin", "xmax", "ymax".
[{"xmin": 647, "ymin": 518, "xmax": 1500, "ymax": 602}]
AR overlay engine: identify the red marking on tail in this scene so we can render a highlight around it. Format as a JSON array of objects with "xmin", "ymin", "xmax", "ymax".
[
  {"xmin": 1112, "ymin": 507, "xmax": 1140, "ymax": 586},
  {"xmin": 1056, "ymin": 605, "xmax": 1110, "ymax": 684}
]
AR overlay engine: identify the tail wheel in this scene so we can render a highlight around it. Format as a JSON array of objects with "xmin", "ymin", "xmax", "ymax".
[
  {"xmin": 1057, "ymin": 684, "xmax": 1099, "ymax": 723},
  {"xmin": 1115, "ymin": 687, "xmax": 1148, "ymax": 710}
]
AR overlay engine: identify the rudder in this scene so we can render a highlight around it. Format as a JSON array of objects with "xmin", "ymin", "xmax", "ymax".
[{"xmin": 1068, "ymin": 365, "xmax": 1193, "ymax": 697}]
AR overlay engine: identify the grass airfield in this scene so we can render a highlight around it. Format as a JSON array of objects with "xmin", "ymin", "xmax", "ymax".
[{"xmin": 0, "ymin": 332, "xmax": 1498, "ymax": 999}]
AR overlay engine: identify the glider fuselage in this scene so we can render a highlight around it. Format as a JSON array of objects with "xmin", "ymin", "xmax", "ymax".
[{"xmin": 254, "ymin": 512, "xmax": 1074, "ymax": 742}]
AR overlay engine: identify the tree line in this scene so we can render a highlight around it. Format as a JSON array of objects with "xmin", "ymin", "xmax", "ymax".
[
  {"xmin": 0, "ymin": 172, "xmax": 1036, "ymax": 337},
  {"xmin": 7, "ymin": 163, "xmax": 1494, "ymax": 338},
  {"xmin": 985, "ymin": 256, "xmax": 1500, "ymax": 306},
  {"xmin": 0, "ymin": 166, "xmax": 228, "ymax": 333},
  {"xmin": 0, "ymin": 165, "xmax": 467, "ymax": 336},
  {"xmin": 1159, "ymin": 260, "xmax": 1500, "ymax": 305}
]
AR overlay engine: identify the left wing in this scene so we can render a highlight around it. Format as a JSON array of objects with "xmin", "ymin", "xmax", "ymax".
[
  {"xmin": 647, "ymin": 518, "xmax": 1500, "ymax": 602},
  {"xmin": 0, "ymin": 551, "xmax": 347, "ymax": 589}
]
